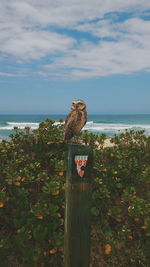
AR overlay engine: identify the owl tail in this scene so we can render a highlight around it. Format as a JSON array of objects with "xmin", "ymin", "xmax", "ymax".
[{"xmin": 64, "ymin": 130, "xmax": 74, "ymax": 140}]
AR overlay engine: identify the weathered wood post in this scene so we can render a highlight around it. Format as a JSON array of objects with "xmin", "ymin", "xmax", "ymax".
[{"xmin": 64, "ymin": 143, "xmax": 93, "ymax": 267}]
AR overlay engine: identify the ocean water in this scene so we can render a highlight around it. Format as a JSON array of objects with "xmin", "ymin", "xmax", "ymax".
[{"xmin": 0, "ymin": 114, "xmax": 150, "ymax": 141}]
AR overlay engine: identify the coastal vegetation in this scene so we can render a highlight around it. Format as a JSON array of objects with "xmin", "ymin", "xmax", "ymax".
[{"xmin": 0, "ymin": 119, "xmax": 150, "ymax": 266}]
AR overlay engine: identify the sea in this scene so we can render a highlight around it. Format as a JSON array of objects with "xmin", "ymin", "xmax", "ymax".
[{"xmin": 0, "ymin": 114, "xmax": 150, "ymax": 141}]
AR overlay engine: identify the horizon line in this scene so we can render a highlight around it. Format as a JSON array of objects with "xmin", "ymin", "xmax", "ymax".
[{"xmin": 0, "ymin": 113, "xmax": 150, "ymax": 116}]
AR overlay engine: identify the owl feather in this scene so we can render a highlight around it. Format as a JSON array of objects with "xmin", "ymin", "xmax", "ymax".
[{"xmin": 64, "ymin": 99, "xmax": 87, "ymax": 140}]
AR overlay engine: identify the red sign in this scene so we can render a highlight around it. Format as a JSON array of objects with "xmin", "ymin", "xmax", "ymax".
[{"xmin": 75, "ymin": 155, "xmax": 88, "ymax": 177}]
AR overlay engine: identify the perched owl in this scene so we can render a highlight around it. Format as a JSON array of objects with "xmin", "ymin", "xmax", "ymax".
[{"xmin": 64, "ymin": 99, "xmax": 87, "ymax": 140}]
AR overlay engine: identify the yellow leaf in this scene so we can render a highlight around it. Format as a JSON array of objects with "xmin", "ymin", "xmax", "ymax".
[
  {"xmin": 14, "ymin": 182, "xmax": 21, "ymax": 186},
  {"xmin": 49, "ymin": 248, "xmax": 57, "ymax": 254},
  {"xmin": 36, "ymin": 215, "xmax": 43, "ymax": 219},
  {"xmin": 59, "ymin": 172, "xmax": 64, "ymax": 176},
  {"xmin": 0, "ymin": 202, "xmax": 4, "ymax": 208},
  {"xmin": 105, "ymin": 244, "xmax": 111, "ymax": 255},
  {"xmin": 115, "ymin": 177, "xmax": 121, "ymax": 181},
  {"xmin": 134, "ymin": 217, "xmax": 140, "ymax": 223},
  {"xmin": 141, "ymin": 225, "xmax": 147, "ymax": 230},
  {"xmin": 51, "ymin": 191, "xmax": 59, "ymax": 196}
]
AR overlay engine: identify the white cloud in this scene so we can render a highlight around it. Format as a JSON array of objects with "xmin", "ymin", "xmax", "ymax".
[
  {"xmin": 1, "ymin": 0, "xmax": 150, "ymax": 27},
  {"xmin": 0, "ymin": 72, "xmax": 23, "ymax": 77},
  {"xmin": 43, "ymin": 20, "xmax": 150, "ymax": 80},
  {"xmin": 75, "ymin": 17, "xmax": 150, "ymax": 39},
  {"xmin": 74, "ymin": 20, "xmax": 120, "ymax": 38},
  {"xmin": 0, "ymin": 28, "xmax": 75, "ymax": 60},
  {"xmin": 120, "ymin": 18, "xmax": 150, "ymax": 35},
  {"xmin": 0, "ymin": 0, "xmax": 150, "ymax": 79}
]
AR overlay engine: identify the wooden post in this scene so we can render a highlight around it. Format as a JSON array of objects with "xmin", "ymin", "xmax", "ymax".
[{"xmin": 64, "ymin": 144, "xmax": 93, "ymax": 267}]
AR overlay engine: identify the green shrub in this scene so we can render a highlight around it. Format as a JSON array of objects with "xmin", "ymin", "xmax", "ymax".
[
  {"xmin": 0, "ymin": 120, "xmax": 150, "ymax": 266},
  {"xmin": 91, "ymin": 130, "xmax": 150, "ymax": 266},
  {"xmin": 0, "ymin": 119, "xmax": 65, "ymax": 266}
]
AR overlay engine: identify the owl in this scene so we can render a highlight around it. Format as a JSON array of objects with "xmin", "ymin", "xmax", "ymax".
[{"xmin": 64, "ymin": 99, "xmax": 87, "ymax": 140}]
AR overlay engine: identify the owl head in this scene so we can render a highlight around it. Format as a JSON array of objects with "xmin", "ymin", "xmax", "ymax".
[{"xmin": 71, "ymin": 99, "xmax": 86, "ymax": 111}]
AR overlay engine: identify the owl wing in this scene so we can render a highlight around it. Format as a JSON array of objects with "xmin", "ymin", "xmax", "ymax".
[
  {"xmin": 64, "ymin": 110, "xmax": 80, "ymax": 140},
  {"xmin": 84, "ymin": 111, "xmax": 87, "ymax": 126}
]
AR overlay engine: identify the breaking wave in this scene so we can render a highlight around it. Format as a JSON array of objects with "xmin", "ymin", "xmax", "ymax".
[
  {"xmin": 0, "ymin": 122, "xmax": 39, "ymax": 130},
  {"xmin": 0, "ymin": 121, "xmax": 150, "ymax": 135},
  {"xmin": 83, "ymin": 121, "xmax": 150, "ymax": 135}
]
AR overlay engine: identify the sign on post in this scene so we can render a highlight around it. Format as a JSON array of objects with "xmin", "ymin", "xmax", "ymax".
[{"xmin": 64, "ymin": 144, "xmax": 93, "ymax": 267}]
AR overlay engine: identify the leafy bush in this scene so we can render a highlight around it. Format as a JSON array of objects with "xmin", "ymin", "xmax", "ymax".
[
  {"xmin": 91, "ymin": 130, "xmax": 150, "ymax": 266},
  {"xmin": 0, "ymin": 120, "xmax": 150, "ymax": 266},
  {"xmin": 0, "ymin": 119, "xmax": 65, "ymax": 266}
]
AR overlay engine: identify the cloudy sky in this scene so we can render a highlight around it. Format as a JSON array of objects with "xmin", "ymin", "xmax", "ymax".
[{"xmin": 0, "ymin": 0, "xmax": 150, "ymax": 114}]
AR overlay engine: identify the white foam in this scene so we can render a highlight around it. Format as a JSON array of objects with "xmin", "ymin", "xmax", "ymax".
[
  {"xmin": 0, "ymin": 122, "xmax": 39, "ymax": 130},
  {"xmin": 0, "ymin": 121, "xmax": 150, "ymax": 135},
  {"xmin": 86, "ymin": 121, "xmax": 94, "ymax": 125},
  {"xmin": 0, "ymin": 121, "xmax": 64, "ymax": 130},
  {"xmin": 83, "ymin": 122, "xmax": 150, "ymax": 135},
  {"xmin": 53, "ymin": 121, "xmax": 64, "ymax": 126}
]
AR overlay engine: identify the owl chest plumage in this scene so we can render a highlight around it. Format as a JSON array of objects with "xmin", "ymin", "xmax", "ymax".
[
  {"xmin": 73, "ymin": 110, "xmax": 86, "ymax": 134},
  {"xmin": 64, "ymin": 109, "xmax": 87, "ymax": 140}
]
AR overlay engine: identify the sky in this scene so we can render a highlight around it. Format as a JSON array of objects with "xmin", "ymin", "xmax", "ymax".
[{"xmin": 0, "ymin": 0, "xmax": 150, "ymax": 114}]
